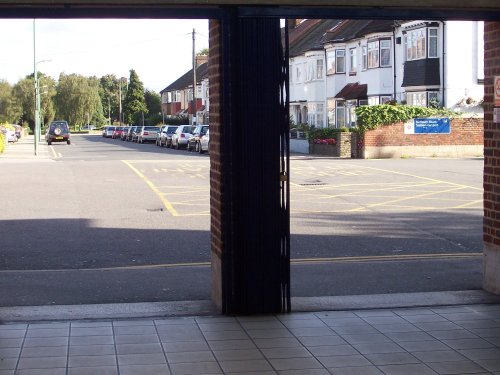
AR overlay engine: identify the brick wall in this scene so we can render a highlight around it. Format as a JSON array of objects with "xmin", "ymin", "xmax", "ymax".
[
  {"xmin": 483, "ymin": 21, "xmax": 500, "ymax": 294},
  {"xmin": 208, "ymin": 19, "xmax": 223, "ymax": 307},
  {"xmin": 360, "ymin": 118, "xmax": 483, "ymax": 158}
]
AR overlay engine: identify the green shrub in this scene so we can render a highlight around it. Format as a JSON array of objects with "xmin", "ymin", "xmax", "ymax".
[
  {"xmin": 355, "ymin": 104, "xmax": 457, "ymax": 133},
  {"xmin": 308, "ymin": 127, "xmax": 348, "ymax": 143}
]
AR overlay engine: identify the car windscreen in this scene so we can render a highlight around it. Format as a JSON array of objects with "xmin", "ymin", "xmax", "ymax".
[{"xmin": 167, "ymin": 128, "xmax": 177, "ymax": 134}]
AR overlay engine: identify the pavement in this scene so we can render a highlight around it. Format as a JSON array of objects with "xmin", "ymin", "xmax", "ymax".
[{"xmin": 2, "ymin": 136, "xmax": 500, "ymax": 374}]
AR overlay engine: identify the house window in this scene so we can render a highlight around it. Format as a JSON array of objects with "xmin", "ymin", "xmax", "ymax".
[
  {"xmin": 316, "ymin": 59, "xmax": 324, "ymax": 79},
  {"xmin": 296, "ymin": 65, "xmax": 302, "ymax": 82},
  {"xmin": 406, "ymin": 92, "xmax": 427, "ymax": 106},
  {"xmin": 327, "ymin": 98, "xmax": 335, "ymax": 126},
  {"xmin": 336, "ymin": 100, "xmax": 346, "ymax": 127},
  {"xmin": 405, "ymin": 28, "xmax": 427, "ymax": 61},
  {"xmin": 428, "ymin": 28, "xmax": 438, "ymax": 58},
  {"xmin": 307, "ymin": 102, "xmax": 324, "ymax": 127},
  {"xmin": 336, "ymin": 50, "xmax": 346, "ymax": 74},
  {"xmin": 368, "ymin": 96, "xmax": 379, "ymax": 105},
  {"xmin": 367, "ymin": 41, "xmax": 379, "ymax": 68},
  {"xmin": 380, "ymin": 95, "xmax": 393, "ymax": 104},
  {"xmin": 349, "ymin": 48, "xmax": 357, "ymax": 74},
  {"xmin": 362, "ymin": 46, "xmax": 367, "ymax": 70},
  {"xmin": 346, "ymin": 100, "xmax": 357, "ymax": 127},
  {"xmin": 380, "ymin": 40, "xmax": 392, "ymax": 67}
]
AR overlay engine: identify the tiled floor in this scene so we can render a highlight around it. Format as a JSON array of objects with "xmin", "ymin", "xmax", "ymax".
[{"xmin": 1, "ymin": 304, "xmax": 499, "ymax": 374}]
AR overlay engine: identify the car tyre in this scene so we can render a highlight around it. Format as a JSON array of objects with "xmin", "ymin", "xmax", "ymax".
[
  {"xmin": 47, "ymin": 140, "xmax": 51, "ymax": 145},
  {"xmin": 198, "ymin": 142, "xmax": 204, "ymax": 154},
  {"xmin": 186, "ymin": 142, "xmax": 191, "ymax": 151},
  {"xmin": 67, "ymin": 140, "xmax": 71, "ymax": 145},
  {"xmin": 175, "ymin": 140, "xmax": 179, "ymax": 150}
]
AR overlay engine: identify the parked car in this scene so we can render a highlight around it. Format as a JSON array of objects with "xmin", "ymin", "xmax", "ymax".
[
  {"xmin": 138, "ymin": 126, "xmax": 160, "ymax": 143},
  {"xmin": 156, "ymin": 125, "xmax": 179, "ymax": 147},
  {"xmin": 102, "ymin": 126, "xmax": 116, "ymax": 138},
  {"xmin": 187, "ymin": 125, "xmax": 209, "ymax": 152},
  {"xmin": 121, "ymin": 127, "xmax": 131, "ymax": 141},
  {"xmin": 199, "ymin": 129, "xmax": 209, "ymax": 154},
  {"xmin": 112, "ymin": 126, "xmax": 126, "ymax": 139},
  {"xmin": 131, "ymin": 126, "xmax": 142, "ymax": 142},
  {"xmin": 1, "ymin": 126, "xmax": 17, "ymax": 143},
  {"xmin": 45, "ymin": 120, "xmax": 70, "ymax": 145},
  {"xmin": 125, "ymin": 126, "xmax": 135, "ymax": 141},
  {"xmin": 170, "ymin": 125, "xmax": 195, "ymax": 149}
]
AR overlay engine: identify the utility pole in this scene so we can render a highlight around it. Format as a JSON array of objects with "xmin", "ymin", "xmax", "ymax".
[
  {"xmin": 119, "ymin": 80, "xmax": 122, "ymax": 126},
  {"xmin": 108, "ymin": 97, "xmax": 111, "ymax": 125},
  {"xmin": 33, "ymin": 20, "xmax": 39, "ymax": 156},
  {"xmin": 192, "ymin": 28, "xmax": 197, "ymax": 125}
]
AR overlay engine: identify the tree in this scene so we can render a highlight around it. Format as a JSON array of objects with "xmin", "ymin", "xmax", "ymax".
[
  {"xmin": 0, "ymin": 80, "xmax": 22, "ymax": 124},
  {"xmin": 99, "ymin": 74, "xmax": 122, "ymax": 124},
  {"xmin": 55, "ymin": 73, "xmax": 105, "ymax": 127},
  {"xmin": 123, "ymin": 69, "xmax": 147, "ymax": 125}
]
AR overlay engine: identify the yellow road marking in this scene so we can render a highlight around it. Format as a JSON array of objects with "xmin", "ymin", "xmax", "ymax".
[
  {"xmin": 122, "ymin": 160, "xmax": 179, "ymax": 217},
  {"xmin": 1, "ymin": 253, "xmax": 481, "ymax": 273}
]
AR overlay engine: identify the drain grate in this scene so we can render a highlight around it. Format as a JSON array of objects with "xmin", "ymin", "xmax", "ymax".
[{"xmin": 147, "ymin": 208, "xmax": 164, "ymax": 212}]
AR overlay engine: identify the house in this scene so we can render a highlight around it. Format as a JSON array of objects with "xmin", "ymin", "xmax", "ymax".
[
  {"xmin": 160, "ymin": 55, "xmax": 209, "ymax": 124},
  {"xmin": 288, "ymin": 19, "xmax": 484, "ymax": 129}
]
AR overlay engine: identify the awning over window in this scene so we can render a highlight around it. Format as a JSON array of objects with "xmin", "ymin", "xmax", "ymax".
[{"xmin": 334, "ymin": 83, "xmax": 368, "ymax": 100}]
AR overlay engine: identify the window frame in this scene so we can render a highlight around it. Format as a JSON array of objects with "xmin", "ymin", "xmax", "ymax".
[
  {"xmin": 428, "ymin": 27, "xmax": 438, "ymax": 58},
  {"xmin": 335, "ymin": 49, "xmax": 346, "ymax": 74},
  {"xmin": 367, "ymin": 40, "xmax": 380, "ymax": 69},
  {"xmin": 349, "ymin": 47, "xmax": 357, "ymax": 74}
]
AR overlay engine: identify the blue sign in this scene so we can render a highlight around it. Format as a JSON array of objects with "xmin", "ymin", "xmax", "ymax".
[{"xmin": 413, "ymin": 118, "xmax": 450, "ymax": 134}]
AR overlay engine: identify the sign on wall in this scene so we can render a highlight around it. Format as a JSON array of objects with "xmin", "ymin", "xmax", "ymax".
[
  {"xmin": 495, "ymin": 76, "xmax": 500, "ymax": 107},
  {"xmin": 404, "ymin": 118, "xmax": 450, "ymax": 134}
]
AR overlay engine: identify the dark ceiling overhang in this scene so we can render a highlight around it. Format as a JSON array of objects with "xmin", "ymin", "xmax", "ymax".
[{"xmin": 334, "ymin": 82, "xmax": 368, "ymax": 100}]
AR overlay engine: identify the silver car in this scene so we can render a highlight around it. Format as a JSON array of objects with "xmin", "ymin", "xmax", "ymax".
[
  {"xmin": 156, "ymin": 125, "xmax": 179, "ymax": 147},
  {"xmin": 170, "ymin": 125, "xmax": 195, "ymax": 149},
  {"xmin": 138, "ymin": 126, "xmax": 160, "ymax": 143},
  {"xmin": 199, "ymin": 129, "xmax": 209, "ymax": 154}
]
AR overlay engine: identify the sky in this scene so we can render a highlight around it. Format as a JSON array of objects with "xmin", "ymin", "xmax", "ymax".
[{"xmin": 0, "ymin": 19, "xmax": 209, "ymax": 93}]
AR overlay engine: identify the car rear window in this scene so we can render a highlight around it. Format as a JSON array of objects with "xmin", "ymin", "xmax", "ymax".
[
  {"xmin": 145, "ymin": 127, "xmax": 158, "ymax": 131},
  {"xmin": 108, "ymin": 127, "xmax": 116, "ymax": 131},
  {"xmin": 184, "ymin": 126, "xmax": 195, "ymax": 133},
  {"xmin": 167, "ymin": 128, "xmax": 177, "ymax": 134}
]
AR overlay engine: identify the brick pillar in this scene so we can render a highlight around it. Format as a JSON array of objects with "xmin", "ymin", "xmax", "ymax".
[
  {"xmin": 209, "ymin": 16, "xmax": 289, "ymax": 314},
  {"xmin": 483, "ymin": 21, "xmax": 500, "ymax": 295}
]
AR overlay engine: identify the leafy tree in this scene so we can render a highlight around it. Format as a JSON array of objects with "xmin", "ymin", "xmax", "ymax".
[
  {"xmin": 12, "ymin": 77, "xmax": 36, "ymax": 128},
  {"xmin": 145, "ymin": 89, "xmax": 161, "ymax": 115},
  {"xmin": 99, "ymin": 74, "xmax": 126, "ymax": 124},
  {"xmin": 123, "ymin": 69, "xmax": 147, "ymax": 125},
  {"xmin": 55, "ymin": 73, "xmax": 105, "ymax": 127},
  {"xmin": 0, "ymin": 80, "xmax": 22, "ymax": 124}
]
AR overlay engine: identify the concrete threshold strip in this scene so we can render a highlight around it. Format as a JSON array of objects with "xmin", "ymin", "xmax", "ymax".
[
  {"xmin": 1, "ymin": 290, "xmax": 500, "ymax": 323},
  {"xmin": 0, "ymin": 252, "xmax": 483, "ymax": 274}
]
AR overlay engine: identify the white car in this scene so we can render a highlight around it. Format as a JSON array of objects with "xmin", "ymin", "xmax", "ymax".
[
  {"xmin": 199, "ymin": 129, "xmax": 209, "ymax": 154},
  {"xmin": 5, "ymin": 129, "xmax": 17, "ymax": 143},
  {"xmin": 170, "ymin": 125, "xmax": 195, "ymax": 149}
]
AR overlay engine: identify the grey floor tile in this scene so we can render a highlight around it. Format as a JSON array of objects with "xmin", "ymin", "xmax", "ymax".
[
  {"xmin": 277, "ymin": 369, "xmax": 328, "ymax": 375},
  {"xmin": 17, "ymin": 356, "xmax": 67, "ymax": 369},
  {"xmin": 439, "ymin": 312, "xmax": 491, "ymax": 322},
  {"xmin": 195, "ymin": 316, "xmax": 237, "ymax": 324},
  {"xmin": 166, "ymin": 350, "xmax": 215, "ymax": 364},
  {"xmin": 442, "ymin": 338, "xmax": 495, "ymax": 350},
  {"xmin": 0, "ymin": 330, "xmax": 26, "ymax": 339},
  {"xmin": 71, "ymin": 327, "xmax": 113, "ymax": 336},
  {"xmin": 377, "ymin": 363, "xmax": 438, "ymax": 375},
  {"xmin": 0, "ymin": 347, "xmax": 20, "ymax": 358},
  {"xmin": 116, "ymin": 342, "xmax": 163, "ymax": 355},
  {"xmin": 308, "ymin": 345, "xmax": 358, "ymax": 357},
  {"xmin": 299, "ymin": 335, "xmax": 347, "ymax": 347},
  {"xmin": 353, "ymin": 342, "xmax": 406, "ymax": 355},
  {"xmin": 170, "ymin": 361, "xmax": 222, "ymax": 374},
  {"xmin": 0, "ymin": 358, "xmax": 17, "ymax": 370},
  {"xmin": 0, "ymin": 324, "xmax": 27, "ymax": 330},
  {"xmin": 213, "ymin": 348, "xmax": 264, "ymax": 361},
  {"xmin": 208, "ymin": 339, "xmax": 257, "ymax": 350},
  {"xmin": 120, "ymin": 364, "xmax": 171, "ymax": 375},
  {"xmin": 113, "ymin": 320, "xmax": 155, "ymax": 327},
  {"xmin": 289, "ymin": 327, "xmax": 336, "ymax": 337},
  {"xmin": 114, "ymin": 326, "xmax": 158, "ymax": 335},
  {"xmin": 316, "ymin": 312, "xmax": 358, "ymax": 319},
  {"xmin": 332, "ymin": 324, "xmax": 380, "ymax": 336},
  {"xmin": 261, "ymin": 346, "xmax": 312, "ymax": 359},
  {"xmin": 270, "ymin": 357, "xmax": 324, "ymax": 371},
  {"xmin": 23, "ymin": 336, "xmax": 68, "ymax": 347},
  {"xmin": 0, "ymin": 370, "xmax": 14, "ymax": 375},
  {"xmin": 415, "ymin": 322, "xmax": 463, "ymax": 331},
  {"xmin": 220, "ymin": 359, "xmax": 274, "ymax": 373},
  {"xmin": 198, "ymin": 322, "xmax": 242, "ymax": 332},
  {"xmin": 426, "ymin": 360, "xmax": 489, "ymax": 374},
  {"xmin": 240, "ymin": 321, "xmax": 286, "ymax": 330},
  {"xmin": 364, "ymin": 352, "xmax": 420, "ymax": 366},
  {"xmin": 117, "ymin": 353, "xmax": 167, "ymax": 366},
  {"xmin": 28, "ymin": 323, "xmax": 70, "ymax": 330},
  {"xmin": 246, "ymin": 329, "xmax": 293, "ymax": 339},
  {"xmin": 398, "ymin": 340, "xmax": 451, "ymax": 352},
  {"xmin": 280, "ymin": 319, "xmax": 327, "ymax": 329},
  {"xmin": 70, "ymin": 335, "xmax": 114, "ymax": 346},
  {"xmin": 25, "ymin": 328, "xmax": 69, "ymax": 338},
  {"xmin": 237, "ymin": 316, "xmax": 279, "ymax": 323},
  {"xmin": 432, "ymin": 307, "xmax": 473, "ymax": 314},
  {"xmin": 69, "ymin": 344, "xmax": 116, "ymax": 356},
  {"xmin": 412, "ymin": 350, "xmax": 467, "ymax": 363},
  {"xmin": 162, "ymin": 340, "xmax": 209, "ymax": 353},
  {"xmin": 15, "ymin": 369, "xmax": 66, "ymax": 375},
  {"xmin": 402, "ymin": 315, "xmax": 449, "ymax": 324},
  {"xmin": 227, "ymin": 371, "xmax": 276, "ymax": 375},
  {"xmin": 429, "ymin": 330, "xmax": 479, "ymax": 340},
  {"xmin": 487, "ymin": 337, "xmax": 500, "ymax": 346},
  {"xmin": 458, "ymin": 347, "xmax": 500, "ymax": 360},
  {"xmin": 114, "ymin": 334, "xmax": 159, "ymax": 344},
  {"xmin": 393, "ymin": 308, "xmax": 437, "ymax": 316},
  {"xmin": 68, "ymin": 366, "xmax": 118, "ymax": 375},
  {"xmin": 384, "ymin": 331, "xmax": 435, "ymax": 342},
  {"xmin": 455, "ymin": 320, "xmax": 500, "ymax": 329},
  {"xmin": 320, "ymin": 318, "xmax": 367, "ymax": 327},
  {"xmin": 155, "ymin": 318, "xmax": 197, "ymax": 326},
  {"xmin": 318, "ymin": 354, "xmax": 371, "ymax": 368},
  {"xmin": 355, "ymin": 310, "xmax": 398, "ymax": 318},
  {"xmin": 71, "ymin": 321, "xmax": 112, "ymax": 328},
  {"xmin": 329, "ymin": 366, "xmax": 384, "ymax": 375},
  {"xmin": 21, "ymin": 345, "xmax": 68, "ymax": 357},
  {"xmin": 361, "ymin": 316, "xmax": 409, "ymax": 325},
  {"xmin": 471, "ymin": 328, "xmax": 500, "ymax": 338},
  {"xmin": 372, "ymin": 324, "xmax": 421, "ymax": 334},
  {"xmin": 160, "ymin": 331, "xmax": 205, "ymax": 342},
  {"xmin": 253, "ymin": 337, "xmax": 302, "ymax": 349},
  {"xmin": 69, "ymin": 355, "xmax": 117, "ymax": 367},
  {"xmin": 341, "ymin": 333, "xmax": 392, "ymax": 345},
  {"xmin": 0, "ymin": 338, "xmax": 23, "ymax": 348},
  {"xmin": 475, "ymin": 359, "xmax": 500, "ymax": 372}
]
